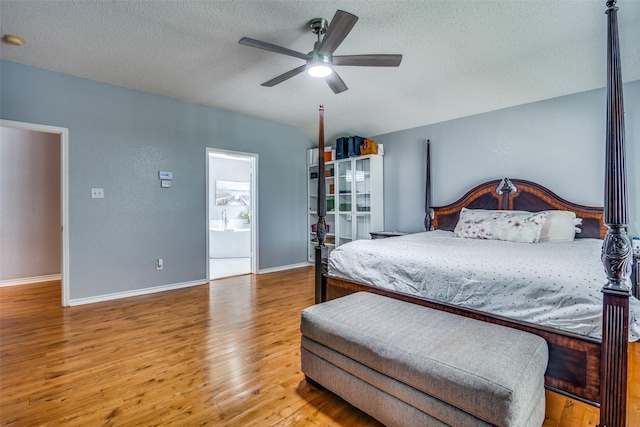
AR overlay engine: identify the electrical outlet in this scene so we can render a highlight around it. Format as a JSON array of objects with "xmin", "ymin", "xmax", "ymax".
[
  {"xmin": 91, "ymin": 188, "xmax": 104, "ymax": 199},
  {"xmin": 156, "ymin": 258, "xmax": 163, "ymax": 271}
]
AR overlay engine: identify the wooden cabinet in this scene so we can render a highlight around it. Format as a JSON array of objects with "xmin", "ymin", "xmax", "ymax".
[{"xmin": 308, "ymin": 155, "xmax": 383, "ymax": 262}]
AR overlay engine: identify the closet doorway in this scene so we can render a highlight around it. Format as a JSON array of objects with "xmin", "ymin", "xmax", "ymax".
[{"xmin": 206, "ymin": 148, "xmax": 258, "ymax": 280}]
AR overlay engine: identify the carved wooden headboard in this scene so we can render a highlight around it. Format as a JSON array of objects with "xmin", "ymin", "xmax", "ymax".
[{"xmin": 429, "ymin": 177, "xmax": 606, "ymax": 239}]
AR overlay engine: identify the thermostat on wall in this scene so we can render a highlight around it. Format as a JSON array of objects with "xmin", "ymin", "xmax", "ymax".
[{"xmin": 158, "ymin": 171, "xmax": 172, "ymax": 180}]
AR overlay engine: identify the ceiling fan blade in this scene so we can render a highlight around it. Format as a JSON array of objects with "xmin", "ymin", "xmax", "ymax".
[
  {"xmin": 239, "ymin": 37, "xmax": 308, "ymax": 60},
  {"xmin": 317, "ymin": 10, "xmax": 358, "ymax": 56},
  {"xmin": 261, "ymin": 64, "xmax": 307, "ymax": 87},
  {"xmin": 333, "ymin": 54, "xmax": 403, "ymax": 67},
  {"xmin": 325, "ymin": 71, "xmax": 348, "ymax": 94}
]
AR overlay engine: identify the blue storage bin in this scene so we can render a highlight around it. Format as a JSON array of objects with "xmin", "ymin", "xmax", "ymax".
[
  {"xmin": 350, "ymin": 136, "xmax": 365, "ymax": 157},
  {"xmin": 336, "ymin": 137, "xmax": 350, "ymax": 159}
]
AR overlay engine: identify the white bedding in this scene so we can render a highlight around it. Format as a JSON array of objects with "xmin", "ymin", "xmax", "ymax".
[{"xmin": 328, "ymin": 230, "xmax": 640, "ymax": 341}]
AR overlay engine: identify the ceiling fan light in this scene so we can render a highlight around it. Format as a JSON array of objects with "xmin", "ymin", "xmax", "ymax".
[
  {"xmin": 308, "ymin": 63, "xmax": 332, "ymax": 77},
  {"xmin": 307, "ymin": 52, "xmax": 333, "ymax": 78}
]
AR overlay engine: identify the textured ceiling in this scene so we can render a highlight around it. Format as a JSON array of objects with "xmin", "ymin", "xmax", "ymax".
[{"xmin": 1, "ymin": 0, "xmax": 639, "ymax": 144}]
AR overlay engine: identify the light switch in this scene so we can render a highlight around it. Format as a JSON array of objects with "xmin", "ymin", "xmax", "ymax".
[{"xmin": 91, "ymin": 188, "xmax": 104, "ymax": 198}]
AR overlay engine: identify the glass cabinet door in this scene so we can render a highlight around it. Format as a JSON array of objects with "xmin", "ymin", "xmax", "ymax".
[
  {"xmin": 354, "ymin": 157, "xmax": 371, "ymax": 212},
  {"xmin": 355, "ymin": 214, "xmax": 371, "ymax": 240},
  {"xmin": 337, "ymin": 161, "xmax": 352, "ymax": 213},
  {"xmin": 337, "ymin": 160, "xmax": 352, "ymax": 245},
  {"xmin": 354, "ymin": 158, "xmax": 371, "ymax": 238},
  {"xmin": 338, "ymin": 213, "xmax": 352, "ymax": 245}
]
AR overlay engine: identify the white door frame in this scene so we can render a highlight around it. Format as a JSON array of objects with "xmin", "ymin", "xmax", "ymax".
[
  {"xmin": 1, "ymin": 119, "xmax": 70, "ymax": 306},
  {"xmin": 206, "ymin": 148, "xmax": 258, "ymax": 279}
]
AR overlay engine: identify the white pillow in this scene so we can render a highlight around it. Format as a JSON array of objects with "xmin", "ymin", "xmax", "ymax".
[
  {"xmin": 453, "ymin": 208, "xmax": 548, "ymax": 243},
  {"xmin": 574, "ymin": 217, "xmax": 583, "ymax": 234},
  {"xmin": 539, "ymin": 210, "xmax": 577, "ymax": 242}
]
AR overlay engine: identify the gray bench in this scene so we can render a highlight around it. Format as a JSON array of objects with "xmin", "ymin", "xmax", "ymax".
[{"xmin": 300, "ymin": 292, "xmax": 548, "ymax": 427}]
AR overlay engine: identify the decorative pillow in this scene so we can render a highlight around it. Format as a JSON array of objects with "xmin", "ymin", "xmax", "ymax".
[
  {"xmin": 539, "ymin": 210, "xmax": 577, "ymax": 242},
  {"xmin": 453, "ymin": 208, "xmax": 548, "ymax": 243},
  {"xmin": 574, "ymin": 217, "xmax": 583, "ymax": 234}
]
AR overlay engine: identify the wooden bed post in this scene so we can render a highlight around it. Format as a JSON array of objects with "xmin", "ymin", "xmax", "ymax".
[
  {"xmin": 599, "ymin": 1, "xmax": 631, "ymax": 426},
  {"xmin": 424, "ymin": 140, "xmax": 432, "ymax": 231},
  {"xmin": 315, "ymin": 104, "xmax": 328, "ymax": 303}
]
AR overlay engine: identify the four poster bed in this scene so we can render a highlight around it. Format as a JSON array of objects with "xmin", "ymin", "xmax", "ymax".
[{"xmin": 312, "ymin": 1, "xmax": 633, "ymax": 426}]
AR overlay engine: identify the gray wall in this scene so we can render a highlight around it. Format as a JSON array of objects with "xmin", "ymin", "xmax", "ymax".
[
  {"xmin": 373, "ymin": 80, "xmax": 640, "ymax": 238},
  {"xmin": 0, "ymin": 60, "xmax": 312, "ymax": 300},
  {"xmin": 0, "ymin": 127, "xmax": 61, "ymax": 280},
  {"xmin": 3, "ymin": 58, "xmax": 638, "ymax": 300}
]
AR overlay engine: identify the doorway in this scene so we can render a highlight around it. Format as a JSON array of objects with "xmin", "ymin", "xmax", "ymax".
[
  {"xmin": 206, "ymin": 148, "xmax": 258, "ymax": 280},
  {"xmin": 0, "ymin": 120, "xmax": 70, "ymax": 306}
]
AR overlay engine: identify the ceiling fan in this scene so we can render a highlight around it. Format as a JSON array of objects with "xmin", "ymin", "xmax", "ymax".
[{"xmin": 239, "ymin": 10, "xmax": 402, "ymax": 94}]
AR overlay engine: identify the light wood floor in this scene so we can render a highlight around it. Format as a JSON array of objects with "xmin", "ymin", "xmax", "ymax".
[{"xmin": 1, "ymin": 267, "xmax": 637, "ymax": 426}]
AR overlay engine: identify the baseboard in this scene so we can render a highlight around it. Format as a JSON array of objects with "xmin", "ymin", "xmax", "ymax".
[
  {"xmin": 258, "ymin": 262, "xmax": 311, "ymax": 274},
  {"xmin": 0, "ymin": 274, "xmax": 61, "ymax": 287},
  {"xmin": 68, "ymin": 279, "xmax": 207, "ymax": 306}
]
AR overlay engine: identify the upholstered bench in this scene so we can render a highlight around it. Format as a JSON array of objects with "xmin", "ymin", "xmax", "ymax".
[{"xmin": 300, "ymin": 292, "xmax": 548, "ymax": 427}]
